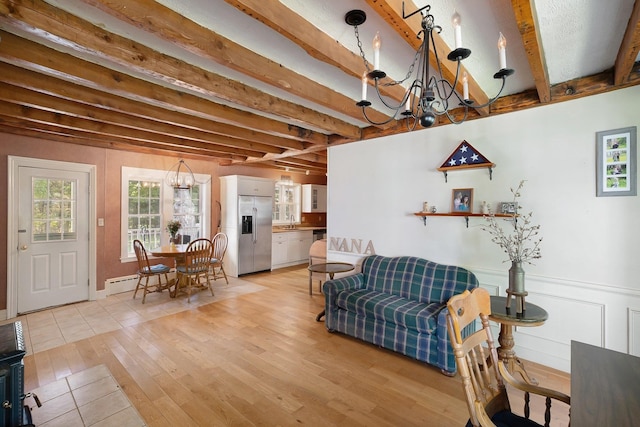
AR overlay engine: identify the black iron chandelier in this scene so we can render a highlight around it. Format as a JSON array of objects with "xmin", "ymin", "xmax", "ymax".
[{"xmin": 346, "ymin": 3, "xmax": 514, "ymax": 130}]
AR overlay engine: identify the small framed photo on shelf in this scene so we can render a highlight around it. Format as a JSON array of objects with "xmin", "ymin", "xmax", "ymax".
[
  {"xmin": 500, "ymin": 202, "xmax": 517, "ymax": 214},
  {"xmin": 596, "ymin": 126, "xmax": 637, "ymax": 197},
  {"xmin": 451, "ymin": 188, "xmax": 473, "ymax": 213}
]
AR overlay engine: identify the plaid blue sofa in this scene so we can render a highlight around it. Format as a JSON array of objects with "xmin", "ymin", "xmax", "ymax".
[{"xmin": 323, "ymin": 255, "xmax": 479, "ymax": 374}]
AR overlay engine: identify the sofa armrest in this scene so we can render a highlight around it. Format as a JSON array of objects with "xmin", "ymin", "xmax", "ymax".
[
  {"xmin": 323, "ymin": 273, "xmax": 364, "ymax": 330},
  {"xmin": 323, "ymin": 273, "xmax": 363, "ymax": 294},
  {"xmin": 436, "ymin": 306, "xmax": 476, "ymax": 374}
]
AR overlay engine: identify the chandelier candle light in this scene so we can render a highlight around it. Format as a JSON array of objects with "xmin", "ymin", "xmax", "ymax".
[{"xmin": 346, "ymin": 3, "xmax": 514, "ymax": 130}]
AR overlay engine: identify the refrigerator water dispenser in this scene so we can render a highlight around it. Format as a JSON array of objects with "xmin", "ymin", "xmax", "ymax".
[{"xmin": 241, "ymin": 215, "xmax": 253, "ymax": 234}]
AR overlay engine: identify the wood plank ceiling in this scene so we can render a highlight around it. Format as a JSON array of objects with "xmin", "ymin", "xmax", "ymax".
[{"xmin": 0, "ymin": 0, "xmax": 639, "ymax": 175}]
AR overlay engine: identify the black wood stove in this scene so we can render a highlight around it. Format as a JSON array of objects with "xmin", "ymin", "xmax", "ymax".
[{"xmin": 0, "ymin": 321, "xmax": 35, "ymax": 427}]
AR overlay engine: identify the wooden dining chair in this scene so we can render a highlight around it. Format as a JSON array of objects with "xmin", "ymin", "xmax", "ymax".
[
  {"xmin": 308, "ymin": 238, "xmax": 327, "ymax": 295},
  {"xmin": 446, "ymin": 288, "xmax": 570, "ymax": 427},
  {"xmin": 176, "ymin": 238, "xmax": 214, "ymax": 302},
  {"xmin": 209, "ymin": 232, "xmax": 228, "ymax": 284},
  {"xmin": 133, "ymin": 239, "xmax": 171, "ymax": 303}
]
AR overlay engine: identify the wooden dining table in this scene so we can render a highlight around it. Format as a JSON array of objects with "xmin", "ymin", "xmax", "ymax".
[
  {"xmin": 571, "ymin": 340, "xmax": 640, "ymax": 426},
  {"xmin": 150, "ymin": 244, "xmax": 189, "ymax": 297},
  {"xmin": 150, "ymin": 243, "xmax": 189, "ymax": 259}
]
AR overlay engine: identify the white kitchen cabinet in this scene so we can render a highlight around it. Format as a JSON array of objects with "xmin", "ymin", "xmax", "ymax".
[
  {"xmin": 302, "ymin": 184, "xmax": 327, "ymax": 212},
  {"xmin": 271, "ymin": 233, "xmax": 289, "ymax": 267},
  {"xmin": 289, "ymin": 231, "xmax": 313, "ymax": 263},
  {"xmin": 271, "ymin": 230, "xmax": 313, "ymax": 269}
]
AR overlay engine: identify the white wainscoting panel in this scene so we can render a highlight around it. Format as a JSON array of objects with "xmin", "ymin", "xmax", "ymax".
[
  {"xmin": 629, "ymin": 307, "xmax": 640, "ymax": 357},
  {"xmin": 527, "ymin": 292, "xmax": 604, "ymax": 346},
  {"xmin": 474, "ymin": 268, "xmax": 640, "ymax": 372}
]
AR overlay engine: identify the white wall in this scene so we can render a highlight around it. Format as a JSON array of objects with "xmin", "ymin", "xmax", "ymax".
[{"xmin": 327, "ymin": 85, "xmax": 640, "ymax": 372}]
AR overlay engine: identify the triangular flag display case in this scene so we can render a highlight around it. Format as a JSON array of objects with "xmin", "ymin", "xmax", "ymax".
[{"xmin": 437, "ymin": 140, "xmax": 495, "ymax": 182}]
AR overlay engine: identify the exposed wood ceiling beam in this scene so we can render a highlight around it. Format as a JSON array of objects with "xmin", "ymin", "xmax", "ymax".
[
  {"xmin": 225, "ymin": 144, "xmax": 329, "ymax": 167},
  {"xmin": 0, "ymin": 123, "xmax": 222, "ymax": 160},
  {"xmin": 487, "ymin": 63, "xmax": 640, "ymax": 114},
  {"xmin": 0, "ymin": 62, "xmax": 307, "ymax": 152},
  {"xmin": 222, "ymin": 0, "xmax": 408, "ymax": 117},
  {"xmin": 74, "ymin": 0, "xmax": 378, "ymax": 134},
  {"xmin": 0, "ymin": 83, "xmax": 283, "ymax": 158},
  {"xmin": 0, "ymin": 101, "xmax": 264, "ymax": 158},
  {"xmin": 273, "ymin": 158, "xmax": 326, "ymax": 171},
  {"xmin": 0, "ymin": 63, "xmax": 340, "ymax": 166},
  {"xmin": 0, "ymin": 68, "xmax": 339, "ymax": 168},
  {"xmin": 0, "ymin": 31, "xmax": 340, "ymax": 167},
  {"xmin": 614, "ymin": 0, "xmax": 640, "ymax": 85},
  {"xmin": 349, "ymin": 64, "xmax": 640, "ymax": 142},
  {"xmin": 0, "ymin": 30, "xmax": 333, "ymax": 145},
  {"xmin": 510, "ymin": 0, "xmax": 551, "ymax": 103},
  {"xmin": 0, "ymin": 113, "xmax": 243, "ymax": 160},
  {"xmin": 0, "ymin": 0, "xmax": 639, "ymax": 175},
  {"xmin": 225, "ymin": 159, "xmax": 323, "ymax": 175},
  {"xmin": 0, "ymin": 0, "xmax": 362, "ymax": 139}
]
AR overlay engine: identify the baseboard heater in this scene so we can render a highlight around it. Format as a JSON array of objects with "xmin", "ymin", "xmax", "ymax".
[
  {"xmin": 105, "ymin": 273, "xmax": 176, "ymax": 295},
  {"xmin": 104, "ymin": 274, "xmax": 140, "ymax": 294}
]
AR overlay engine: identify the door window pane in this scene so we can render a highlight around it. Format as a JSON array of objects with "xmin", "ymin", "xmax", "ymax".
[{"xmin": 32, "ymin": 177, "xmax": 77, "ymax": 242}]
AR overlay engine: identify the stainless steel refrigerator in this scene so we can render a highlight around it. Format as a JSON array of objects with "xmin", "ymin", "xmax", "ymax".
[{"xmin": 237, "ymin": 195, "xmax": 272, "ymax": 275}]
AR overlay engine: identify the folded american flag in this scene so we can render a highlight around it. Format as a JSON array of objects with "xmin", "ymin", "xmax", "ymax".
[{"xmin": 439, "ymin": 140, "xmax": 493, "ymax": 169}]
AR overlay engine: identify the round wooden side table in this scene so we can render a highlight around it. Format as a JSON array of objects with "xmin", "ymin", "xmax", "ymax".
[
  {"xmin": 308, "ymin": 262, "xmax": 354, "ymax": 322},
  {"xmin": 489, "ymin": 295, "xmax": 548, "ymax": 384}
]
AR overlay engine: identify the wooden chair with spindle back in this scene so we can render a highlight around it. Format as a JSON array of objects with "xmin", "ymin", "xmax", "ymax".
[
  {"xmin": 209, "ymin": 232, "xmax": 229, "ymax": 284},
  {"xmin": 308, "ymin": 238, "xmax": 327, "ymax": 295},
  {"xmin": 133, "ymin": 239, "xmax": 171, "ymax": 303},
  {"xmin": 446, "ymin": 288, "xmax": 570, "ymax": 427},
  {"xmin": 176, "ymin": 238, "xmax": 214, "ymax": 303}
]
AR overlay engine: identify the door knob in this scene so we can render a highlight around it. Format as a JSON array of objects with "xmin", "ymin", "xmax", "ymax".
[{"xmin": 19, "ymin": 245, "xmax": 28, "ymax": 251}]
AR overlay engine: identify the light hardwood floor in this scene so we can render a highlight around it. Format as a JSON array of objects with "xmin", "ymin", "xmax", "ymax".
[{"xmin": 24, "ymin": 266, "xmax": 570, "ymax": 426}]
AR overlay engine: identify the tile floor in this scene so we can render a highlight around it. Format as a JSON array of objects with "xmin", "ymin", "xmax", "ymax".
[
  {"xmin": 5, "ymin": 277, "xmax": 265, "ymax": 426},
  {"xmin": 8, "ymin": 278, "xmax": 265, "ymax": 356},
  {"xmin": 29, "ymin": 365, "xmax": 145, "ymax": 427}
]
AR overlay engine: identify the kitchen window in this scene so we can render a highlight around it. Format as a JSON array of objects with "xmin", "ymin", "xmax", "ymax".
[
  {"xmin": 273, "ymin": 181, "xmax": 300, "ymax": 225},
  {"xmin": 120, "ymin": 166, "xmax": 211, "ymax": 261}
]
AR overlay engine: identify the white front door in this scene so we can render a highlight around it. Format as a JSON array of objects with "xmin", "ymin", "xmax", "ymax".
[{"xmin": 16, "ymin": 166, "xmax": 90, "ymax": 313}]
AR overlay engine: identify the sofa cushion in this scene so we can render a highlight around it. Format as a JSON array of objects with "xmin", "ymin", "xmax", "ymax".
[
  {"xmin": 361, "ymin": 255, "xmax": 479, "ymax": 304},
  {"xmin": 335, "ymin": 289, "xmax": 442, "ymax": 334}
]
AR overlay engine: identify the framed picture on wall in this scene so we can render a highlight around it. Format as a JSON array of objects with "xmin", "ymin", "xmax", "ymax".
[
  {"xmin": 500, "ymin": 202, "xmax": 517, "ymax": 214},
  {"xmin": 596, "ymin": 126, "xmax": 637, "ymax": 197},
  {"xmin": 451, "ymin": 188, "xmax": 473, "ymax": 213}
]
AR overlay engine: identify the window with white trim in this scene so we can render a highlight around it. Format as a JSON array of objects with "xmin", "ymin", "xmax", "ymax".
[
  {"xmin": 127, "ymin": 179, "xmax": 162, "ymax": 251},
  {"xmin": 121, "ymin": 166, "xmax": 210, "ymax": 261},
  {"xmin": 272, "ymin": 180, "xmax": 300, "ymax": 225}
]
